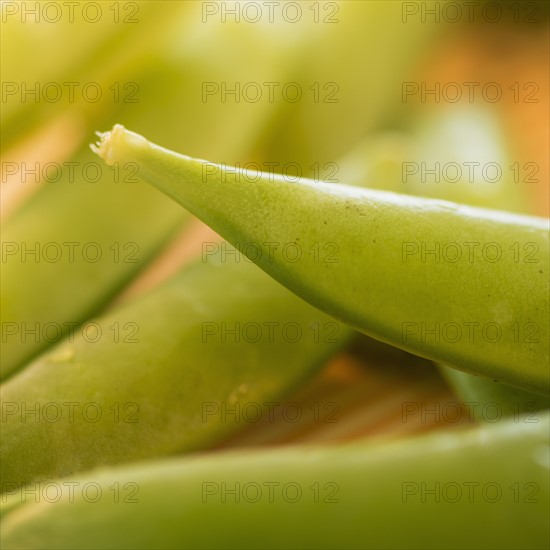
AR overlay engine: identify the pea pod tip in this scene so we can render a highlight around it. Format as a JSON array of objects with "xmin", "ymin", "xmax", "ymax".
[
  {"xmin": 91, "ymin": 124, "xmax": 150, "ymax": 167},
  {"xmin": 89, "ymin": 124, "xmax": 127, "ymax": 166}
]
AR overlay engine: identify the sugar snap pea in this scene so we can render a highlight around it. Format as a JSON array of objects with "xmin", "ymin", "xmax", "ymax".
[
  {"xmin": 338, "ymin": 108, "xmax": 550, "ymax": 416},
  {"xmin": 1, "ymin": 255, "xmax": 350, "ymax": 487},
  {"xmin": 2, "ymin": 411, "xmax": 548, "ymax": 549},
  {"xmin": 92, "ymin": 126, "xmax": 550, "ymax": 396},
  {"xmin": 0, "ymin": 146, "xmax": 187, "ymax": 381}
]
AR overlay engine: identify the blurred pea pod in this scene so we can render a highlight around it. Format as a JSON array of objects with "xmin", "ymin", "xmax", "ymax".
[
  {"xmin": 2, "ymin": 411, "xmax": 548, "ymax": 549},
  {"xmin": 337, "ymin": 106, "xmax": 530, "ymax": 211},
  {"xmin": 0, "ymin": 1, "xmax": 194, "ymax": 152},
  {"xmin": 92, "ymin": 126, "xmax": 549, "ymax": 395},
  {"xmin": 441, "ymin": 367, "xmax": 549, "ymax": 419},
  {"xmin": 2, "ymin": 1, "xmax": 323, "ymax": 158},
  {"xmin": 0, "ymin": 147, "xmax": 187, "ymax": 380},
  {"xmin": 259, "ymin": 0, "xmax": 443, "ymax": 165},
  {"xmin": 337, "ymin": 106, "xmax": 550, "ymax": 416},
  {"xmin": 1, "ymin": 6, "xmax": 319, "ymax": 379},
  {"xmin": 0, "ymin": 255, "xmax": 351, "ymax": 487},
  {"xmin": 131, "ymin": 11, "xmax": 319, "ymax": 159}
]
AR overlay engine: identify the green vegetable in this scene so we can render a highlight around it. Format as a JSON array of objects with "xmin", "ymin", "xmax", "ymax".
[
  {"xmin": 0, "ymin": 146, "xmax": 187, "ymax": 380},
  {"xmin": 338, "ymin": 107, "xmax": 550, "ymax": 416},
  {"xmin": 1, "ymin": 255, "xmax": 350, "ymax": 487},
  {"xmin": 92, "ymin": 126, "xmax": 550, "ymax": 396},
  {"xmin": 2, "ymin": 411, "xmax": 548, "ymax": 549}
]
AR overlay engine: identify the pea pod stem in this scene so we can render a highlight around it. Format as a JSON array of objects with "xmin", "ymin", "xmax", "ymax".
[
  {"xmin": 2, "ymin": 411, "xmax": 548, "ymax": 549},
  {"xmin": 92, "ymin": 126, "xmax": 550, "ymax": 396}
]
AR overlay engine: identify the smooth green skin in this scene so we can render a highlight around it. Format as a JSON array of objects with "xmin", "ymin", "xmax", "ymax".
[
  {"xmin": 2, "ymin": 412, "xmax": 548, "ymax": 550},
  {"xmin": 93, "ymin": 126, "xmax": 550, "ymax": 396},
  {"xmin": 0, "ymin": 255, "xmax": 351, "ymax": 487},
  {"xmin": 410, "ymin": 110, "xmax": 549, "ymax": 412},
  {"xmin": 0, "ymin": 147, "xmax": 187, "ymax": 380},
  {"xmin": 338, "ymin": 108, "xmax": 550, "ymax": 415}
]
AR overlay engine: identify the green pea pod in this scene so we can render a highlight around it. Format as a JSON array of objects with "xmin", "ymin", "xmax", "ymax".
[
  {"xmin": 0, "ymin": 254, "xmax": 351, "ymax": 487},
  {"xmin": 338, "ymin": 107, "xmax": 550, "ymax": 416},
  {"xmin": 0, "ymin": 146, "xmax": 187, "ymax": 380},
  {"xmin": 92, "ymin": 126, "xmax": 550, "ymax": 396},
  {"xmin": 2, "ymin": 411, "xmax": 548, "ymax": 549}
]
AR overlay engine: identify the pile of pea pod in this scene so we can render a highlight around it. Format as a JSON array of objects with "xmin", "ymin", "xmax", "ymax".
[{"xmin": 1, "ymin": 2, "xmax": 549, "ymax": 549}]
